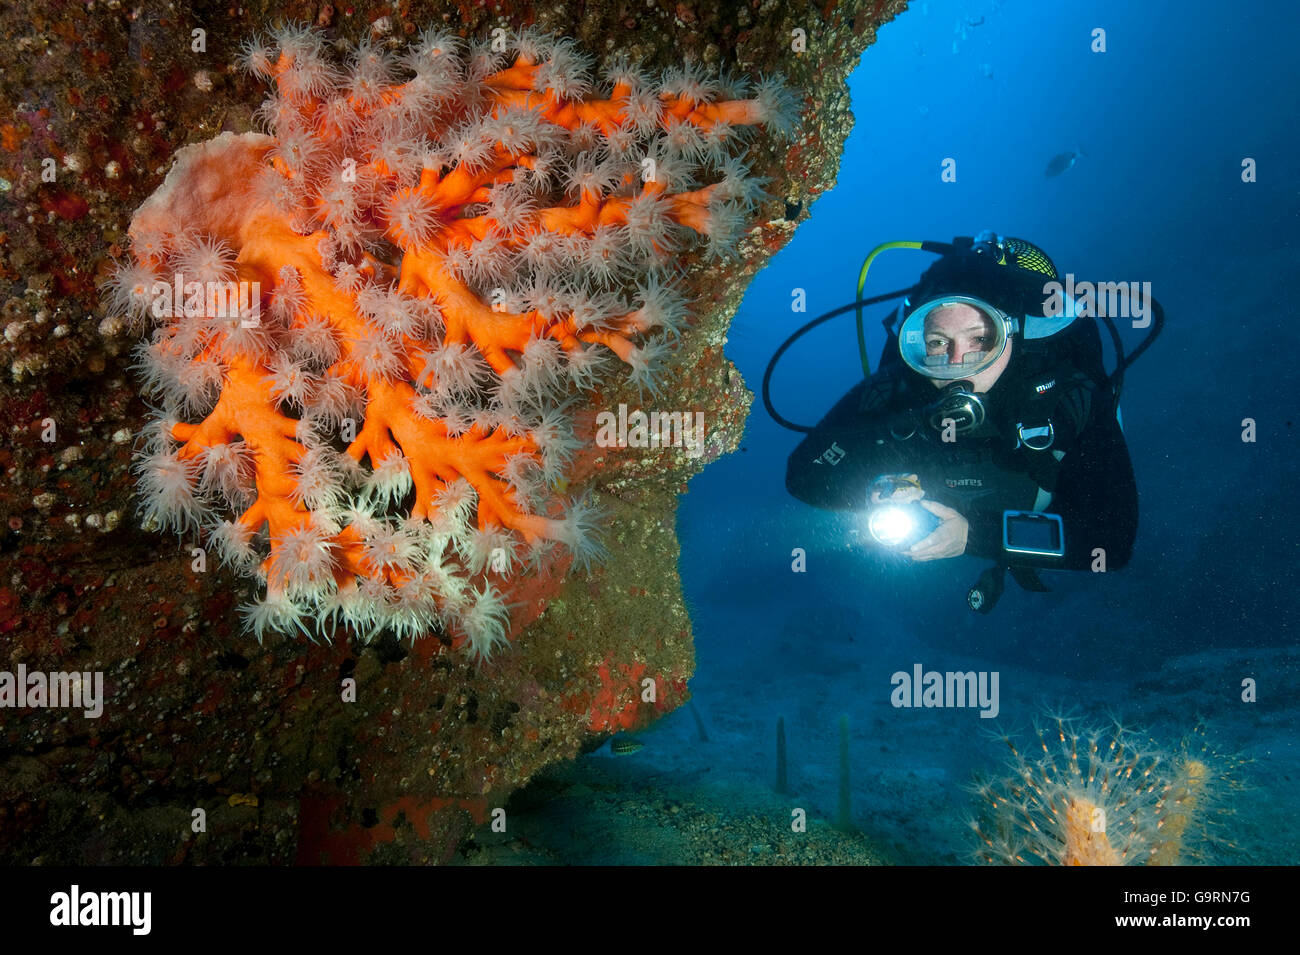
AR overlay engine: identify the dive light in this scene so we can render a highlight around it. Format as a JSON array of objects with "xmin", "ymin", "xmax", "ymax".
[{"xmin": 866, "ymin": 475, "xmax": 942, "ymax": 549}]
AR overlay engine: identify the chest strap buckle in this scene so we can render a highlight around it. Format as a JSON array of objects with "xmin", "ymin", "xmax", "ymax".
[{"xmin": 1016, "ymin": 420, "xmax": 1055, "ymax": 451}]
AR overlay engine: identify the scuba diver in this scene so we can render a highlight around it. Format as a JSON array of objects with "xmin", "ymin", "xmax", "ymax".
[{"xmin": 768, "ymin": 231, "xmax": 1162, "ymax": 612}]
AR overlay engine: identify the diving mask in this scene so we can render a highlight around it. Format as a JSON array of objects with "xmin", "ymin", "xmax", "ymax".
[{"xmin": 897, "ymin": 294, "xmax": 1013, "ymax": 381}]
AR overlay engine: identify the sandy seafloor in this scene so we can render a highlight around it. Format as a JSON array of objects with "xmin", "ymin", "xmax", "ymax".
[{"xmin": 456, "ymin": 599, "xmax": 1296, "ymax": 865}]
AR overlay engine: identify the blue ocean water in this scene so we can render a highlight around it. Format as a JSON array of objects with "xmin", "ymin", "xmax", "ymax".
[{"xmin": 668, "ymin": 0, "xmax": 1299, "ymax": 864}]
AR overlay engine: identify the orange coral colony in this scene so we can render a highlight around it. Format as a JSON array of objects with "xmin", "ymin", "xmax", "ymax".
[{"xmin": 108, "ymin": 25, "xmax": 795, "ymax": 659}]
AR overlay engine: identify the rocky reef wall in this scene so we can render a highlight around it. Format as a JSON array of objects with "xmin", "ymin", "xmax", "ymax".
[{"xmin": 0, "ymin": 0, "xmax": 905, "ymax": 863}]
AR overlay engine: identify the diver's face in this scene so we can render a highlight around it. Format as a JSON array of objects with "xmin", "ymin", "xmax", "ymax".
[{"xmin": 922, "ymin": 303, "xmax": 1012, "ymax": 391}]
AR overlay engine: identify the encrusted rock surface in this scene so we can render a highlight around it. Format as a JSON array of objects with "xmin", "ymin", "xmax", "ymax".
[{"xmin": 0, "ymin": 0, "xmax": 904, "ymax": 863}]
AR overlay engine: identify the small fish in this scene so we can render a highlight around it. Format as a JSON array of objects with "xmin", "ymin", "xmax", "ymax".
[
  {"xmin": 609, "ymin": 735, "xmax": 644, "ymax": 756},
  {"xmin": 1045, "ymin": 148, "xmax": 1084, "ymax": 178},
  {"xmin": 227, "ymin": 793, "xmax": 259, "ymax": 808}
]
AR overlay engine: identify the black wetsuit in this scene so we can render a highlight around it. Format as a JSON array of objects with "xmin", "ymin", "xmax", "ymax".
[{"xmin": 785, "ymin": 340, "xmax": 1138, "ymax": 571}]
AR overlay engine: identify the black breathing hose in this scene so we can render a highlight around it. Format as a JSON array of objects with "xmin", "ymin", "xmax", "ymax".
[{"xmin": 761, "ymin": 289, "xmax": 914, "ymax": 433}]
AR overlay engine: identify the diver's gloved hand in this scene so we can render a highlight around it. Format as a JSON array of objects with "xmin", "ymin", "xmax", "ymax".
[{"xmin": 906, "ymin": 500, "xmax": 969, "ymax": 561}]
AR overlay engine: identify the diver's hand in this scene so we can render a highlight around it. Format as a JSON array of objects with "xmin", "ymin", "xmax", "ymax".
[{"xmin": 906, "ymin": 500, "xmax": 968, "ymax": 561}]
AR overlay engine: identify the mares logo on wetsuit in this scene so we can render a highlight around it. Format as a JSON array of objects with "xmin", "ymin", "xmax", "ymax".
[
  {"xmin": 814, "ymin": 442, "xmax": 846, "ymax": 466},
  {"xmin": 945, "ymin": 477, "xmax": 983, "ymax": 488}
]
